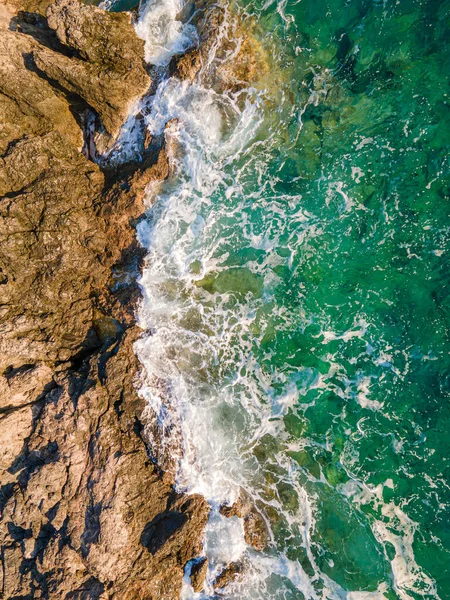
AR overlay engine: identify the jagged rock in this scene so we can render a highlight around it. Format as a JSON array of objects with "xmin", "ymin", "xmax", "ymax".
[
  {"xmin": 0, "ymin": 329, "xmax": 210, "ymax": 598},
  {"xmin": 220, "ymin": 497, "xmax": 245, "ymax": 519},
  {"xmin": 190, "ymin": 557, "xmax": 209, "ymax": 592},
  {"xmin": 213, "ymin": 561, "xmax": 244, "ymax": 589},
  {"xmin": 0, "ymin": 0, "xmax": 208, "ymax": 597},
  {"xmin": 220, "ymin": 491, "xmax": 269, "ymax": 551},
  {"xmin": 0, "ymin": 126, "xmax": 169, "ymax": 371},
  {"xmin": 0, "ymin": 24, "xmax": 82, "ymax": 153},
  {"xmin": 169, "ymin": 48, "xmax": 202, "ymax": 81},
  {"xmin": 0, "ymin": 131, "xmax": 104, "ymax": 369},
  {"xmin": 34, "ymin": 0, "xmax": 150, "ymax": 139},
  {"xmin": 0, "ymin": 364, "xmax": 54, "ymax": 412},
  {"xmin": 6, "ymin": 0, "xmax": 53, "ymax": 17}
]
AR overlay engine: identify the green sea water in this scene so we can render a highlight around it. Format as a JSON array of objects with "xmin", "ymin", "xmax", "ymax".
[
  {"xmin": 120, "ymin": 0, "xmax": 450, "ymax": 597},
  {"xmin": 225, "ymin": 0, "xmax": 450, "ymax": 596}
]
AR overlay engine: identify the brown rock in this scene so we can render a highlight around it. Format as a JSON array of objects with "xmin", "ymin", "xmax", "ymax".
[
  {"xmin": 0, "ymin": 364, "xmax": 54, "ymax": 412},
  {"xmin": 220, "ymin": 491, "xmax": 269, "ymax": 551},
  {"xmin": 0, "ymin": 329, "xmax": 210, "ymax": 598},
  {"xmin": 35, "ymin": 0, "xmax": 150, "ymax": 140},
  {"xmin": 243, "ymin": 507, "xmax": 268, "ymax": 551},
  {"xmin": 213, "ymin": 561, "xmax": 244, "ymax": 589},
  {"xmin": 0, "ymin": 0, "xmax": 209, "ymax": 597},
  {"xmin": 190, "ymin": 556, "xmax": 209, "ymax": 593},
  {"xmin": 0, "ymin": 131, "xmax": 105, "ymax": 369},
  {"xmin": 219, "ymin": 497, "xmax": 245, "ymax": 519},
  {"xmin": 0, "ymin": 27, "xmax": 82, "ymax": 153},
  {"xmin": 169, "ymin": 48, "xmax": 202, "ymax": 81}
]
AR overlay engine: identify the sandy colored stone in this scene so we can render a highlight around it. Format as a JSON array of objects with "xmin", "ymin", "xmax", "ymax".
[
  {"xmin": 190, "ymin": 557, "xmax": 209, "ymax": 593},
  {"xmin": 0, "ymin": 28, "xmax": 83, "ymax": 153},
  {"xmin": 0, "ymin": 1, "xmax": 208, "ymax": 597},
  {"xmin": 0, "ymin": 364, "xmax": 53, "ymax": 411},
  {"xmin": 35, "ymin": 0, "xmax": 151, "ymax": 139}
]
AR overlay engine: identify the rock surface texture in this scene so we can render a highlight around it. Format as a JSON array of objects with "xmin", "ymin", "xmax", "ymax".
[
  {"xmin": 0, "ymin": 0, "xmax": 209, "ymax": 597},
  {"xmin": 171, "ymin": 0, "xmax": 269, "ymax": 93},
  {"xmin": 35, "ymin": 0, "xmax": 151, "ymax": 140}
]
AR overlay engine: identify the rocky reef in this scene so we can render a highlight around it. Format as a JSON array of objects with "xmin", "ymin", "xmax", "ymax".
[{"xmin": 0, "ymin": 0, "xmax": 209, "ymax": 597}]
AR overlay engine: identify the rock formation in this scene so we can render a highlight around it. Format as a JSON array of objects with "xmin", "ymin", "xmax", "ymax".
[
  {"xmin": 189, "ymin": 557, "xmax": 209, "ymax": 593},
  {"xmin": 220, "ymin": 491, "xmax": 269, "ymax": 552},
  {"xmin": 34, "ymin": 0, "xmax": 150, "ymax": 141},
  {"xmin": 0, "ymin": 0, "xmax": 209, "ymax": 597},
  {"xmin": 171, "ymin": 0, "xmax": 270, "ymax": 93}
]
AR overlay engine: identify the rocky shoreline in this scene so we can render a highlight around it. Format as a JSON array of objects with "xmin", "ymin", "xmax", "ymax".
[
  {"xmin": 0, "ymin": 0, "xmax": 269, "ymax": 595},
  {"xmin": 0, "ymin": 0, "xmax": 210, "ymax": 596}
]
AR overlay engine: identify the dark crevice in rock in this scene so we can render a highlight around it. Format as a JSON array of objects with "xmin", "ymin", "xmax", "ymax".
[
  {"xmin": 7, "ymin": 522, "xmax": 33, "ymax": 543},
  {"xmin": 0, "ymin": 381, "xmax": 57, "ymax": 417},
  {"xmin": 3, "ymin": 364, "xmax": 36, "ymax": 380},
  {"xmin": 141, "ymin": 511, "xmax": 188, "ymax": 555},
  {"xmin": 9, "ymin": 11, "xmax": 81, "ymax": 58},
  {"xmin": 80, "ymin": 502, "xmax": 102, "ymax": 558},
  {"xmin": 11, "ymin": 440, "xmax": 60, "ymax": 480},
  {"xmin": 64, "ymin": 576, "xmax": 105, "ymax": 600},
  {"xmin": 0, "ymin": 483, "xmax": 16, "ymax": 517},
  {"xmin": 23, "ymin": 50, "xmax": 94, "ymax": 138},
  {"xmin": 33, "ymin": 522, "xmax": 57, "ymax": 560}
]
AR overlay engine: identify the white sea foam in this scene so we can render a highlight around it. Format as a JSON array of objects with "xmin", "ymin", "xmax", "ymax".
[{"xmin": 135, "ymin": 0, "xmax": 198, "ymax": 65}]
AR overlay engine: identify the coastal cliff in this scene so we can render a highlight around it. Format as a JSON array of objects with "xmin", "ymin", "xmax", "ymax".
[{"xmin": 0, "ymin": 0, "xmax": 209, "ymax": 597}]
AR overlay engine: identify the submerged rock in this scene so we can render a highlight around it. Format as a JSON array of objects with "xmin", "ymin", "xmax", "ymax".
[
  {"xmin": 213, "ymin": 560, "xmax": 245, "ymax": 589},
  {"xmin": 220, "ymin": 490, "xmax": 269, "ymax": 551},
  {"xmin": 192, "ymin": 0, "xmax": 269, "ymax": 92},
  {"xmin": 166, "ymin": 0, "xmax": 270, "ymax": 92}
]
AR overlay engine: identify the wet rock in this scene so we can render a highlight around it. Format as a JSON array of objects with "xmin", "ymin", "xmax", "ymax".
[
  {"xmin": 190, "ymin": 0, "xmax": 269, "ymax": 93},
  {"xmin": 242, "ymin": 506, "xmax": 268, "ymax": 551},
  {"xmin": 169, "ymin": 47, "xmax": 202, "ymax": 81},
  {"xmin": 220, "ymin": 491, "xmax": 269, "ymax": 551},
  {"xmin": 166, "ymin": 2, "xmax": 269, "ymax": 93},
  {"xmin": 220, "ymin": 497, "xmax": 246, "ymax": 519},
  {"xmin": 213, "ymin": 560, "xmax": 244, "ymax": 589},
  {"xmin": 190, "ymin": 557, "xmax": 209, "ymax": 593}
]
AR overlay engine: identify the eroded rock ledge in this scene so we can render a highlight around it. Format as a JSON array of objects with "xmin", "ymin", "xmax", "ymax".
[{"xmin": 0, "ymin": 0, "xmax": 209, "ymax": 597}]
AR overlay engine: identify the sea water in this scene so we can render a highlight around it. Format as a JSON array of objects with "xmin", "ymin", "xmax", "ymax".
[{"xmin": 105, "ymin": 0, "xmax": 450, "ymax": 597}]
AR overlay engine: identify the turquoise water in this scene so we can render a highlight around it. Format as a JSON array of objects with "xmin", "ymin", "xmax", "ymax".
[
  {"xmin": 113, "ymin": 0, "xmax": 450, "ymax": 597},
  {"xmin": 224, "ymin": 0, "xmax": 450, "ymax": 595}
]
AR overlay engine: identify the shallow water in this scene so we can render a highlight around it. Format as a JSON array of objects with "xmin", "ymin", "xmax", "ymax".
[{"xmin": 108, "ymin": 0, "xmax": 449, "ymax": 597}]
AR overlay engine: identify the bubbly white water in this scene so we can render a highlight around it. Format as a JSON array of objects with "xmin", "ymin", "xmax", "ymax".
[
  {"xmin": 135, "ymin": 0, "xmax": 198, "ymax": 65},
  {"xmin": 122, "ymin": 0, "xmax": 442, "ymax": 598},
  {"xmin": 134, "ymin": 76, "xmax": 269, "ymax": 569}
]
